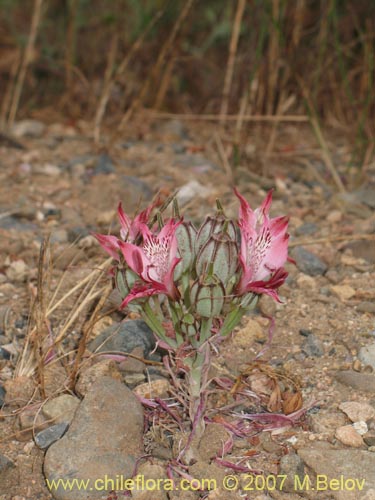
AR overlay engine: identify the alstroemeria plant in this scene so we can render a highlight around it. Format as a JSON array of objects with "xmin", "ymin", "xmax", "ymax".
[{"xmin": 95, "ymin": 189, "xmax": 290, "ymax": 441}]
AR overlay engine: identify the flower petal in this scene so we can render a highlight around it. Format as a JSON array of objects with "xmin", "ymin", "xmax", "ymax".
[
  {"xmin": 244, "ymin": 268, "xmax": 288, "ymax": 302},
  {"xmin": 120, "ymin": 283, "xmax": 160, "ymax": 308},
  {"xmin": 119, "ymin": 241, "xmax": 149, "ymax": 277},
  {"xmin": 118, "ymin": 202, "xmax": 132, "ymax": 240},
  {"xmin": 93, "ymin": 233, "xmax": 121, "ymax": 260}
]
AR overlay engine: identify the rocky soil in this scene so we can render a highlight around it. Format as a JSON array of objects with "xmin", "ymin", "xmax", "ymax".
[{"xmin": 0, "ymin": 116, "xmax": 375, "ymax": 500}]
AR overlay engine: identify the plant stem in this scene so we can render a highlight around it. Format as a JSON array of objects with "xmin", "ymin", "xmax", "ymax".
[{"xmin": 186, "ymin": 344, "xmax": 210, "ymax": 440}]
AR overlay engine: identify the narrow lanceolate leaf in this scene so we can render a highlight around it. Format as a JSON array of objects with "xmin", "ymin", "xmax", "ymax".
[
  {"xmin": 142, "ymin": 301, "xmax": 177, "ymax": 349},
  {"xmin": 220, "ymin": 305, "xmax": 246, "ymax": 336}
]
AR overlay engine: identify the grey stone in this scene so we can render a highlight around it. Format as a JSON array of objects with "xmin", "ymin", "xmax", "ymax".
[
  {"xmin": 335, "ymin": 371, "xmax": 375, "ymax": 394},
  {"xmin": 0, "ymin": 216, "xmax": 38, "ymax": 232},
  {"xmin": 120, "ymin": 175, "xmax": 153, "ymax": 200},
  {"xmin": 301, "ymin": 333, "xmax": 324, "ymax": 357},
  {"xmin": 44, "ymin": 377, "xmax": 144, "ymax": 500},
  {"xmin": 292, "ymin": 246, "xmax": 328, "ymax": 276},
  {"xmin": 94, "ymin": 153, "xmax": 115, "ymax": 175},
  {"xmin": 345, "ymin": 241, "xmax": 375, "ymax": 264},
  {"xmin": 0, "ymin": 347, "xmax": 11, "ymax": 360},
  {"xmin": 278, "ymin": 452, "xmax": 305, "ymax": 492},
  {"xmin": 50, "ymin": 229, "xmax": 69, "ymax": 244},
  {"xmin": 364, "ymin": 431, "xmax": 375, "ymax": 447},
  {"xmin": 173, "ymin": 153, "xmax": 219, "ymax": 172},
  {"xmin": 198, "ymin": 424, "xmax": 231, "ymax": 461},
  {"xmin": 295, "ymin": 222, "xmax": 319, "ymax": 236},
  {"xmin": 12, "ymin": 119, "xmax": 46, "ymax": 138},
  {"xmin": 88, "ymin": 320, "xmax": 156, "ymax": 357},
  {"xmin": 357, "ymin": 302, "xmax": 375, "ymax": 314},
  {"xmin": 352, "ymin": 187, "xmax": 375, "ymax": 209},
  {"xmin": 0, "ymin": 453, "xmax": 14, "ymax": 473},
  {"xmin": 35, "ymin": 422, "xmax": 68, "ymax": 449},
  {"xmin": 158, "ymin": 119, "xmax": 189, "ymax": 139},
  {"xmin": 0, "ymin": 385, "xmax": 5, "ymax": 409},
  {"xmin": 359, "ymin": 344, "xmax": 375, "ymax": 369},
  {"xmin": 42, "ymin": 394, "xmax": 80, "ymax": 424},
  {"xmin": 0, "ymin": 131, "xmax": 25, "ymax": 149},
  {"xmin": 175, "ymin": 180, "xmax": 213, "ymax": 206},
  {"xmin": 63, "ymin": 154, "xmax": 95, "ymax": 171},
  {"xmin": 298, "ymin": 441, "xmax": 375, "ymax": 499},
  {"xmin": 171, "ymin": 143, "xmax": 186, "ymax": 154}
]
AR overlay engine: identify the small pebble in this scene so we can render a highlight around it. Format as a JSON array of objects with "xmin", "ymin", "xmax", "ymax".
[
  {"xmin": 34, "ymin": 422, "xmax": 69, "ymax": 449},
  {"xmin": 292, "ymin": 247, "xmax": 328, "ymax": 276},
  {"xmin": 353, "ymin": 421, "xmax": 368, "ymax": 436},
  {"xmin": 12, "ymin": 119, "xmax": 45, "ymax": 138},
  {"xmin": 301, "ymin": 333, "xmax": 324, "ymax": 357},
  {"xmin": 133, "ymin": 379, "xmax": 171, "ymax": 399},
  {"xmin": 339, "ymin": 401, "xmax": 375, "ymax": 422},
  {"xmin": 358, "ymin": 344, "xmax": 375, "ymax": 370},
  {"xmin": 335, "ymin": 425, "xmax": 364, "ymax": 447},
  {"xmin": 330, "ymin": 284, "xmax": 356, "ymax": 301}
]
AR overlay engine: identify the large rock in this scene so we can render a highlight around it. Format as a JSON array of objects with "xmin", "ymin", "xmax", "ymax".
[
  {"xmin": 335, "ymin": 371, "xmax": 375, "ymax": 394},
  {"xmin": 44, "ymin": 377, "xmax": 144, "ymax": 500},
  {"xmin": 298, "ymin": 441, "xmax": 375, "ymax": 499},
  {"xmin": 88, "ymin": 320, "xmax": 156, "ymax": 357}
]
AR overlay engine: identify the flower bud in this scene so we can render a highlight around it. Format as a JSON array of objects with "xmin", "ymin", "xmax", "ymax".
[
  {"xmin": 174, "ymin": 221, "xmax": 197, "ymax": 279},
  {"xmin": 190, "ymin": 277, "xmax": 225, "ymax": 318},
  {"xmin": 195, "ymin": 212, "xmax": 237, "ymax": 254},
  {"xmin": 195, "ymin": 233, "xmax": 238, "ymax": 286}
]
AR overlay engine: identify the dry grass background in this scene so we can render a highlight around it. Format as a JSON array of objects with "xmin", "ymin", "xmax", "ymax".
[{"xmin": 0, "ymin": 0, "xmax": 374, "ymax": 166}]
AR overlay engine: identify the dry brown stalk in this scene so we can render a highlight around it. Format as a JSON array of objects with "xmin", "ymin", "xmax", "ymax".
[
  {"xmin": 146, "ymin": 110, "xmax": 309, "ymax": 122},
  {"xmin": 47, "ymin": 257, "xmax": 112, "ymax": 317},
  {"xmin": 234, "ymin": 89, "xmax": 249, "ymax": 143},
  {"xmin": 7, "ymin": 0, "xmax": 44, "ymax": 127},
  {"xmin": 69, "ymin": 283, "xmax": 112, "ymax": 389},
  {"xmin": 118, "ymin": 0, "xmax": 195, "ymax": 130},
  {"xmin": 93, "ymin": 33, "xmax": 119, "ymax": 144},
  {"xmin": 220, "ymin": 0, "xmax": 246, "ymax": 123},
  {"xmin": 289, "ymin": 234, "xmax": 375, "ymax": 248},
  {"xmin": 0, "ymin": 51, "xmax": 21, "ymax": 127},
  {"xmin": 292, "ymin": 0, "xmax": 306, "ymax": 48},
  {"xmin": 94, "ymin": 9, "xmax": 164, "ymax": 143},
  {"xmin": 214, "ymin": 132, "xmax": 233, "ymax": 184},
  {"xmin": 54, "ymin": 282, "xmax": 107, "ymax": 346},
  {"xmin": 154, "ymin": 54, "xmax": 176, "ymax": 110},
  {"xmin": 297, "ymin": 76, "xmax": 347, "ymax": 193},
  {"xmin": 16, "ymin": 257, "xmax": 112, "ymax": 378},
  {"xmin": 266, "ymin": 0, "xmax": 280, "ymax": 115},
  {"xmin": 29, "ymin": 236, "xmax": 50, "ymax": 398},
  {"xmin": 64, "ymin": 0, "xmax": 78, "ymax": 94}
]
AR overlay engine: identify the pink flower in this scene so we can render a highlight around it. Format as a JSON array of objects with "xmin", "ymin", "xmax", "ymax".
[
  {"xmin": 119, "ymin": 218, "xmax": 181, "ymax": 307},
  {"xmin": 94, "ymin": 200, "xmax": 157, "ymax": 260},
  {"xmin": 118, "ymin": 201, "xmax": 155, "ymax": 242},
  {"xmin": 234, "ymin": 188, "xmax": 289, "ymax": 301}
]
